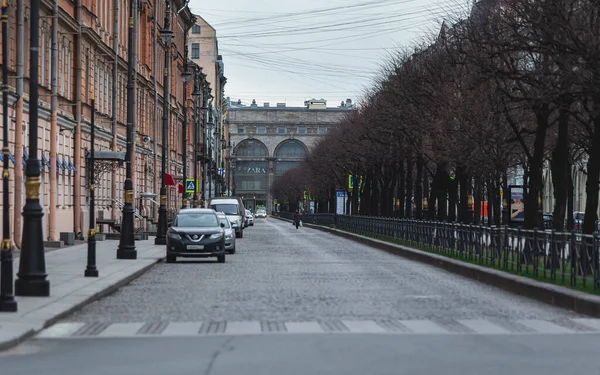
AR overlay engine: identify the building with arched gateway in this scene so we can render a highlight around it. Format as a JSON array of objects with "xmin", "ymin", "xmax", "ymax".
[{"xmin": 226, "ymin": 98, "xmax": 355, "ymax": 213}]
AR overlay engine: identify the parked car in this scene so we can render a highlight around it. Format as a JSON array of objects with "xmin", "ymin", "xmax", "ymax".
[
  {"xmin": 216, "ymin": 212, "xmax": 236, "ymax": 254},
  {"xmin": 166, "ymin": 208, "xmax": 226, "ymax": 263},
  {"xmin": 245, "ymin": 209, "xmax": 254, "ymax": 226},
  {"xmin": 209, "ymin": 197, "xmax": 245, "ymax": 238},
  {"xmin": 255, "ymin": 208, "xmax": 267, "ymax": 219}
]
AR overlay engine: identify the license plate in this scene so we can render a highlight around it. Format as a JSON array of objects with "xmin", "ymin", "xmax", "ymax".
[{"xmin": 187, "ymin": 245, "xmax": 204, "ymax": 250}]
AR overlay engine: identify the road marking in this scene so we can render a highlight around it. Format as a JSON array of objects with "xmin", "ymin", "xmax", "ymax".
[
  {"xmin": 225, "ymin": 321, "xmax": 261, "ymax": 335},
  {"xmin": 342, "ymin": 320, "xmax": 387, "ymax": 334},
  {"xmin": 458, "ymin": 319, "xmax": 511, "ymax": 334},
  {"xmin": 517, "ymin": 320, "xmax": 574, "ymax": 334},
  {"xmin": 572, "ymin": 318, "xmax": 600, "ymax": 331},
  {"xmin": 400, "ymin": 320, "xmax": 450, "ymax": 334},
  {"xmin": 285, "ymin": 322, "xmax": 325, "ymax": 334},
  {"xmin": 35, "ymin": 318, "xmax": 600, "ymax": 339},
  {"xmin": 161, "ymin": 322, "xmax": 204, "ymax": 336},
  {"xmin": 97, "ymin": 322, "xmax": 145, "ymax": 337},
  {"xmin": 36, "ymin": 323, "xmax": 86, "ymax": 338}
]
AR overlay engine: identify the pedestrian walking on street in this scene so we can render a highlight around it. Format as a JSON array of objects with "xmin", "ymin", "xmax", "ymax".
[{"xmin": 293, "ymin": 210, "xmax": 300, "ymax": 229}]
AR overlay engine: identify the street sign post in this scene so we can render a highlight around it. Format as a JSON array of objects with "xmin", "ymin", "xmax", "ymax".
[{"xmin": 185, "ymin": 178, "xmax": 198, "ymax": 193}]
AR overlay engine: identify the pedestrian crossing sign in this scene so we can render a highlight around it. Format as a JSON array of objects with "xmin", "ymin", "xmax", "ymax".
[{"xmin": 185, "ymin": 178, "xmax": 198, "ymax": 193}]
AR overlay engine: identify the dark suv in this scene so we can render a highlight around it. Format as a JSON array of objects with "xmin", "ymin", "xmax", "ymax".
[{"xmin": 166, "ymin": 208, "xmax": 226, "ymax": 263}]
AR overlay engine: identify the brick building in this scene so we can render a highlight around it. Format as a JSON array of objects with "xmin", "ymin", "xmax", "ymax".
[{"xmin": 0, "ymin": 0, "xmax": 199, "ymax": 245}]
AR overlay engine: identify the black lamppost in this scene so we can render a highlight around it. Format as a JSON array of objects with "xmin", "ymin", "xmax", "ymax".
[
  {"xmin": 155, "ymin": 0, "xmax": 173, "ymax": 244},
  {"xmin": 0, "ymin": 0, "xmax": 17, "ymax": 311},
  {"xmin": 15, "ymin": 0, "xmax": 50, "ymax": 297},
  {"xmin": 117, "ymin": 0, "xmax": 137, "ymax": 259},
  {"xmin": 182, "ymin": 61, "xmax": 189, "ymax": 209},
  {"xmin": 85, "ymin": 98, "xmax": 99, "ymax": 277},
  {"xmin": 192, "ymin": 70, "xmax": 202, "ymax": 208}
]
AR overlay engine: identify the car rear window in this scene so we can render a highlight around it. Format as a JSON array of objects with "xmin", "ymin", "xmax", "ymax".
[
  {"xmin": 174, "ymin": 213, "xmax": 218, "ymax": 228},
  {"xmin": 211, "ymin": 204, "xmax": 238, "ymax": 215}
]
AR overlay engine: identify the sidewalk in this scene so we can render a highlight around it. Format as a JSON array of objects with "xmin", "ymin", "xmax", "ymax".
[{"xmin": 0, "ymin": 238, "xmax": 164, "ymax": 350}]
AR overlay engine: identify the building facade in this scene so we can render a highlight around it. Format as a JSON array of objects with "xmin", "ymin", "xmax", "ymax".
[
  {"xmin": 0, "ymin": 0, "xmax": 201, "ymax": 245},
  {"xmin": 188, "ymin": 15, "xmax": 227, "ymax": 200},
  {"xmin": 227, "ymin": 98, "xmax": 355, "ymax": 213}
]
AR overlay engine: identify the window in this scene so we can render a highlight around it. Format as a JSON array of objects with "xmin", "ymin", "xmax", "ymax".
[
  {"xmin": 297, "ymin": 126, "xmax": 306, "ymax": 134},
  {"xmin": 237, "ymin": 126, "xmax": 245, "ymax": 134},
  {"xmin": 191, "ymin": 43, "xmax": 200, "ymax": 59},
  {"xmin": 257, "ymin": 125, "xmax": 265, "ymax": 134},
  {"xmin": 278, "ymin": 126, "xmax": 286, "ymax": 134},
  {"xmin": 192, "ymin": 25, "xmax": 201, "ymax": 34},
  {"xmin": 318, "ymin": 126, "xmax": 327, "ymax": 135}
]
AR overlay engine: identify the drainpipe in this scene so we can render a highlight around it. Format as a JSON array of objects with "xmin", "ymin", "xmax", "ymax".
[
  {"xmin": 49, "ymin": 0, "xmax": 58, "ymax": 241},
  {"xmin": 153, "ymin": 0, "xmax": 158, "ymax": 221},
  {"xmin": 73, "ymin": 0, "xmax": 82, "ymax": 238},
  {"xmin": 13, "ymin": 0, "xmax": 24, "ymax": 247},
  {"xmin": 111, "ymin": 0, "xmax": 119, "ymax": 222},
  {"xmin": 131, "ymin": 0, "xmax": 138, "ymax": 210}
]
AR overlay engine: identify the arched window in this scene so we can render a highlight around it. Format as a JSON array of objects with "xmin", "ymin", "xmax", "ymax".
[
  {"xmin": 235, "ymin": 139, "xmax": 268, "ymax": 158},
  {"xmin": 275, "ymin": 140, "xmax": 306, "ymax": 159}
]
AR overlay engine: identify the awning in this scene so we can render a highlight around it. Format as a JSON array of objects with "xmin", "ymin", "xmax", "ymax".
[
  {"xmin": 58, "ymin": 156, "xmax": 66, "ymax": 173},
  {"xmin": 177, "ymin": 183, "xmax": 184, "ymax": 194},
  {"xmin": 165, "ymin": 173, "xmax": 176, "ymax": 186},
  {"xmin": 41, "ymin": 153, "xmax": 51, "ymax": 172},
  {"xmin": 69, "ymin": 158, "xmax": 77, "ymax": 174}
]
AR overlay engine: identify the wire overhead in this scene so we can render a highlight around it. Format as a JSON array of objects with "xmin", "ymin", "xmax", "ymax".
[{"xmin": 194, "ymin": 0, "xmax": 466, "ymax": 103}]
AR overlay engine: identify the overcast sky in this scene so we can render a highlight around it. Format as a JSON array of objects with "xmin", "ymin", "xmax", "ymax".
[{"xmin": 188, "ymin": 0, "xmax": 470, "ymax": 107}]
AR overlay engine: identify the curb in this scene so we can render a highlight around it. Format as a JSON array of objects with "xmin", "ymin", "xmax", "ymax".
[
  {"xmin": 276, "ymin": 217, "xmax": 600, "ymax": 317},
  {"xmin": 0, "ymin": 257, "xmax": 163, "ymax": 351}
]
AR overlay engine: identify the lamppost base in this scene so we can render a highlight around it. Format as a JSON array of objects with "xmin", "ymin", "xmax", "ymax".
[
  {"xmin": 154, "ymin": 237, "xmax": 166, "ymax": 245},
  {"xmin": 116, "ymin": 247, "xmax": 137, "ymax": 260},
  {"xmin": 84, "ymin": 268, "xmax": 99, "ymax": 277},
  {"xmin": 15, "ymin": 278, "xmax": 50, "ymax": 297},
  {"xmin": 0, "ymin": 298, "xmax": 17, "ymax": 312}
]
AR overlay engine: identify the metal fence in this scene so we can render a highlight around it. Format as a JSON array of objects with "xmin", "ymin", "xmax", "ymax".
[{"xmin": 278, "ymin": 212, "xmax": 600, "ymax": 291}]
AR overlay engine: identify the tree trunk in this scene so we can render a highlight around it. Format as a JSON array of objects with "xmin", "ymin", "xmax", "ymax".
[
  {"xmin": 405, "ymin": 155, "xmax": 413, "ymax": 219},
  {"xmin": 525, "ymin": 103, "xmax": 550, "ymax": 229},
  {"xmin": 474, "ymin": 176, "xmax": 482, "ymax": 225},
  {"xmin": 550, "ymin": 99, "xmax": 571, "ymax": 231},
  {"xmin": 415, "ymin": 154, "xmax": 423, "ymax": 219},
  {"xmin": 398, "ymin": 159, "xmax": 405, "ymax": 218},
  {"xmin": 457, "ymin": 166, "xmax": 470, "ymax": 223},
  {"xmin": 583, "ymin": 104, "xmax": 600, "ymax": 235},
  {"xmin": 448, "ymin": 173, "xmax": 457, "ymax": 222}
]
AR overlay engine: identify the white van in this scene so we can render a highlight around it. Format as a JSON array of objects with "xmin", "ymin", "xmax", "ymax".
[{"xmin": 209, "ymin": 197, "xmax": 245, "ymax": 238}]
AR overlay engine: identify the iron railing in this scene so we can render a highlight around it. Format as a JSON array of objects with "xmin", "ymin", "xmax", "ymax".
[{"xmin": 278, "ymin": 213, "xmax": 600, "ymax": 291}]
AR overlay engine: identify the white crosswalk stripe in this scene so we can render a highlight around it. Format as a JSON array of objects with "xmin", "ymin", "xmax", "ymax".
[
  {"xmin": 35, "ymin": 318, "xmax": 600, "ymax": 339},
  {"xmin": 457, "ymin": 319, "xmax": 511, "ymax": 334}
]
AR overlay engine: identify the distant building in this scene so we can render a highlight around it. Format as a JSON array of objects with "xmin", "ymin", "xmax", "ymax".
[
  {"xmin": 188, "ymin": 15, "xmax": 227, "ymax": 198},
  {"xmin": 226, "ymin": 98, "xmax": 355, "ymax": 212}
]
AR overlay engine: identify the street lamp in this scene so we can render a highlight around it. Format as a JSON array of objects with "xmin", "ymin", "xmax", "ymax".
[
  {"xmin": 192, "ymin": 70, "xmax": 203, "ymax": 208},
  {"xmin": 182, "ymin": 61, "xmax": 192, "ymax": 209},
  {"xmin": 117, "ymin": 0, "xmax": 138, "ymax": 259},
  {"xmin": 15, "ymin": 0, "xmax": 50, "ymax": 297},
  {"xmin": 0, "ymin": 0, "xmax": 17, "ymax": 311},
  {"xmin": 155, "ymin": 0, "xmax": 173, "ymax": 245},
  {"xmin": 85, "ymin": 98, "xmax": 99, "ymax": 277}
]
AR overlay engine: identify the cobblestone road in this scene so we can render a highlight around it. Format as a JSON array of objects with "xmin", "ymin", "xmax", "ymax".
[{"xmin": 67, "ymin": 218, "xmax": 581, "ymax": 323}]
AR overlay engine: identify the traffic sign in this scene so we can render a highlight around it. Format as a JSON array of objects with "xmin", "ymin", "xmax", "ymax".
[{"xmin": 185, "ymin": 178, "xmax": 198, "ymax": 193}]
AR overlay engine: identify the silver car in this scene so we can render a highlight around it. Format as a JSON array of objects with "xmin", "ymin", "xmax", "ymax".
[{"xmin": 216, "ymin": 212, "xmax": 236, "ymax": 254}]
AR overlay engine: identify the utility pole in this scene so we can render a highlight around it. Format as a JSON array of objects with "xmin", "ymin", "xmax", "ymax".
[
  {"xmin": 16, "ymin": 0, "xmax": 50, "ymax": 297},
  {"xmin": 0, "ymin": 0, "xmax": 17, "ymax": 311},
  {"xmin": 155, "ymin": 0, "xmax": 173, "ymax": 244},
  {"xmin": 117, "ymin": 0, "xmax": 137, "ymax": 259}
]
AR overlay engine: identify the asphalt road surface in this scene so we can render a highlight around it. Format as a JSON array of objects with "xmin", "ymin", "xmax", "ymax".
[{"xmin": 3, "ymin": 218, "xmax": 600, "ymax": 375}]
